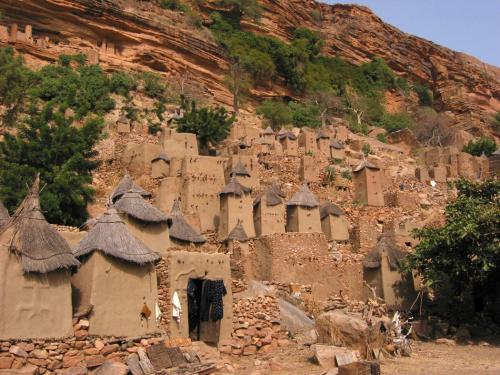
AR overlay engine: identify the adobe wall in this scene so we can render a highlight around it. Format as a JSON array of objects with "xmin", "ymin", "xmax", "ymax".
[
  {"xmin": 298, "ymin": 130, "xmax": 317, "ymax": 154},
  {"xmin": 330, "ymin": 148, "xmax": 345, "ymax": 160},
  {"xmin": 317, "ymin": 138, "xmax": 330, "ymax": 155},
  {"xmin": 160, "ymin": 130, "xmax": 198, "ymax": 157},
  {"xmin": 122, "ymin": 214, "xmax": 170, "ymax": 256},
  {"xmin": 166, "ymin": 251, "xmax": 233, "ymax": 343},
  {"xmin": 353, "ymin": 169, "xmax": 384, "ymax": 206},
  {"xmin": 73, "ymin": 252, "xmax": 159, "ymax": 337},
  {"xmin": 226, "ymin": 155, "xmax": 260, "ymax": 189},
  {"xmin": 286, "ymin": 206, "xmax": 322, "ymax": 233},
  {"xmin": 121, "ymin": 143, "xmax": 162, "ymax": 177},
  {"xmin": 380, "ymin": 253, "xmax": 416, "ymax": 310},
  {"xmin": 218, "ymin": 194, "xmax": 255, "ymax": 240},
  {"xmin": 181, "ymin": 156, "xmax": 226, "ymax": 232},
  {"xmin": 58, "ymin": 230, "xmax": 87, "ymax": 248},
  {"xmin": 253, "ymin": 202, "xmax": 286, "ymax": 237},
  {"xmin": 299, "ymin": 156, "xmax": 320, "ymax": 183},
  {"xmin": 280, "ymin": 138, "xmax": 298, "ymax": 156},
  {"xmin": 156, "ymin": 176, "xmax": 182, "ymax": 215},
  {"xmin": 352, "ymin": 215, "xmax": 382, "ymax": 252},
  {"xmin": 321, "ymin": 215, "xmax": 350, "ymax": 242},
  {"xmin": 229, "ymin": 123, "xmax": 260, "ymax": 145},
  {"xmin": 251, "ymin": 233, "xmax": 363, "ymax": 300},
  {"xmin": 0, "ymin": 228, "xmax": 73, "ymax": 340},
  {"xmin": 151, "ymin": 159, "xmax": 170, "ymax": 179}
]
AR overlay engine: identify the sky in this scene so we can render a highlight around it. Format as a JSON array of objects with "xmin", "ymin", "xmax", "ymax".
[{"xmin": 323, "ymin": 0, "xmax": 500, "ymax": 67}]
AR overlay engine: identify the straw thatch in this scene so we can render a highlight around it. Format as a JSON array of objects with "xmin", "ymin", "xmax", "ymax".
[
  {"xmin": 253, "ymin": 182, "xmax": 286, "ymax": 207},
  {"xmin": 286, "ymin": 183, "xmax": 319, "ymax": 208},
  {"xmin": 81, "ymin": 217, "xmax": 99, "ymax": 231},
  {"xmin": 226, "ymin": 220, "xmax": 249, "ymax": 242},
  {"xmin": 169, "ymin": 200, "xmax": 205, "ymax": 244},
  {"xmin": 363, "ymin": 234, "xmax": 406, "ymax": 270},
  {"xmin": 319, "ymin": 201, "xmax": 344, "ymax": 219},
  {"xmin": 151, "ymin": 152, "xmax": 170, "ymax": 163},
  {"xmin": 220, "ymin": 176, "xmax": 252, "ymax": 196},
  {"xmin": 230, "ymin": 160, "xmax": 251, "ymax": 177},
  {"xmin": 263, "ymin": 126, "xmax": 274, "ymax": 135},
  {"xmin": 110, "ymin": 173, "xmax": 152, "ymax": 203},
  {"xmin": 316, "ymin": 129, "xmax": 330, "ymax": 140},
  {"xmin": 2, "ymin": 175, "xmax": 80, "ymax": 273},
  {"xmin": 330, "ymin": 140, "xmax": 345, "ymax": 149},
  {"xmin": 0, "ymin": 200, "xmax": 9, "ymax": 228},
  {"xmin": 73, "ymin": 207, "xmax": 160, "ymax": 264},
  {"xmin": 353, "ymin": 160, "xmax": 380, "ymax": 173},
  {"xmin": 278, "ymin": 131, "xmax": 297, "ymax": 141},
  {"xmin": 115, "ymin": 190, "xmax": 170, "ymax": 223}
]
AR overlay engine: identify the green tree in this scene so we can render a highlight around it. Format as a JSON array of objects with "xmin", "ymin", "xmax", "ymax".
[
  {"xmin": 463, "ymin": 137, "xmax": 497, "ymax": 157},
  {"xmin": 224, "ymin": 61, "xmax": 251, "ymax": 113},
  {"xmin": 110, "ymin": 71, "xmax": 138, "ymax": 97},
  {"xmin": 378, "ymin": 112, "xmax": 413, "ymax": 133},
  {"xmin": 405, "ymin": 179, "xmax": 500, "ymax": 314},
  {"xmin": 256, "ymin": 100, "xmax": 293, "ymax": 130},
  {"xmin": 176, "ymin": 96, "xmax": 235, "ymax": 152},
  {"xmin": 0, "ymin": 104, "xmax": 103, "ymax": 226},
  {"xmin": 0, "ymin": 47, "xmax": 33, "ymax": 125}
]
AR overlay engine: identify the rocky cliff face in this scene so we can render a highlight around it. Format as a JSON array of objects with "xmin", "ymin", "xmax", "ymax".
[{"xmin": 1, "ymin": 0, "xmax": 499, "ymax": 136}]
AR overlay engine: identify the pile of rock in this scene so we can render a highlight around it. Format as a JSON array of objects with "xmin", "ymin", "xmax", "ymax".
[
  {"xmin": 219, "ymin": 295, "xmax": 290, "ymax": 356},
  {"xmin": 324, "ymin": 294, "xmax": 387, "ymax": 318},
  {"xmin": 0, "ymin": 335, "xmax": 164, "ymax": 374}
]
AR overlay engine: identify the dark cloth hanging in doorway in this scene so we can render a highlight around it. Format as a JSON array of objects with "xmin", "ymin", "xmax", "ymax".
[{"xmin": 200, "ymin": 280, "xmax": 227, "ymax": 322}]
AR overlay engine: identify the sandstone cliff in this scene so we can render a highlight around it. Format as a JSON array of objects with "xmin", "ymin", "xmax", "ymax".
[{"xmin": 1, "ymin": 0, "xmax": 499, "ymax": 136}]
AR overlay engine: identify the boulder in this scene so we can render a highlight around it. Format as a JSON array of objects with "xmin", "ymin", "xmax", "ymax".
[
  {"xmin": 315, "ymin": 311, "xmax": 384, "ymax": 356},
  {"xmin": 92, "ymin": 360, "xmax": 128, "ymax": 375}
]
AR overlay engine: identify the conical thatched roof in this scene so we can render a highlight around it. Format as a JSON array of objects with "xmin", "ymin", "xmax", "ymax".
[
  {"xmin": 226, "ymin": 220, "xmax": 249, "ymax": 242},
  {"xmin": 320, "ymin": 201, "xmax": 344, "ymax": 219},
  {"xmin": 230, "ymin": 160, "xmax": 251, "ymax": 177},
  {"xmin": 353, "ymin": 160, "xmax": 380, "ymax": 173},
  {"xmin": 363, "ymin": 234, "xmax": 406, "ymax": 270},
  {"xmin": 286, "ymin": 183, "xmax": 319, "ymax": 208},
  {"xmin": 169, "ymin": 200, "xmax": 205, "ymax": 244},
  {"xmin": 0, "ymin": 200, "xmax": 9, "ymax": 227},
  {"xmin": 151, "ymin": 152, "xmax": 170, "ymax": 163},
  {"xmin": 278, "ymin": 131, "xmax": 297, "ymax": 141},
  {"xmin": 220, "ymin": 176, "xmax": 252, "ymax": 196},
  {"xmin": 330, "ymin": 139, "xmax": 345, "ymax": 149},
  {"xmin": 115, "ymin": 190, "xmax": 170, "ymax": 223},
  {"xmin": 254, "ymin": 182, "xmax": 286, "ymax": 207},
  {"xmin": 110, "ymin": 173, "xmax": 152, "ymax": 203},
  {"xmin": 263, "ymin": 126, "xmax": 274, "ymax": 135},
  {"xmin": 2, "ymin": 175, "xmax": 80, "ymax": 273},
  {"xmin": 316, "ymin": 129, "xmax": 330, "ymax": 140},
  {"xmin": 73, "ymin": 207, "xmax": 160, "ymax": 264}
]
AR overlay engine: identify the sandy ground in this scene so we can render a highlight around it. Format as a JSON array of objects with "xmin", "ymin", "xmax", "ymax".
[{"xmin": 219, "ymin": 339, "xmax": 500, "ymax": 375}]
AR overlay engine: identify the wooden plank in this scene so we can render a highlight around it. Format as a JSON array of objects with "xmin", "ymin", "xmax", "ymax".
[
  {"xmin": 137, "ymin": 347, "xmax": 156, "ymax": 375},
  {"xmin": 126, "ymin": 354, "xmax": 145, "ymax": 375},
  {"xmin": 165, "ymin": 347, "xmax": 187, "ymax": 367},
  {"xmin": 147, "ymin": 343, "xmax": 173, "ymax": 371}
]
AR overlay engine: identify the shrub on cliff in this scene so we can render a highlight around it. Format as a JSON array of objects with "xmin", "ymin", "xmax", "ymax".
[
  {"xmin": 110, "ymin": 71, "xmax": 138, "ymax": 97},
  {"xmin": 176, "ymin": 95, "xmax": 235, "ymax": 152},
  {"xmin": 159, "ymin": 0, "xmax": 188, "ymax": 12},
  {"xmin": 377, "ymin": 112, "xmax": 413, "ymax": 133},
  {"xmin": 405, "ymin": 179, "xmax": 500, "ymax": 316},
  {"xmin": 463, "ymin": 137, "xmax": 497, "ymax": 157},
  {"xmin": 0, "ymin": 104, "xmax": 103, "ymax": 226}
]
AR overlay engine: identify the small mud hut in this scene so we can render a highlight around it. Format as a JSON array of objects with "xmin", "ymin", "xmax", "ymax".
[
  {"xmin": 229, "ymin": 160, "xmax": 252, "ymax": 188},
  {"xmin": 320, "ymin": 201, "xmax": 350, "ymax": 241},
  {"xmin": 363, "ymin": 234, "xmax": 416, "ymax": 310},
  {"xmin": 115, "ymin": 189, "xmax": 171, "ymax": 256},
  {"xmin": 110, "ymin": 173, "xmax": 152, "ymax": 204},
  {"xmin": 278, "ymin": 131, "xmax": 298, "ymax": 156},
  {"xmin": 253, "ymin": 183, "xmax": 286, "ymax": 236},
  {"xmin": 316, "ymin": 129, "xmax": 331, "ymax": 154},
  {"xmin": 0, "ymin": 176, "xmax": 79, "ymax": 340},
  {"xmin": 262, "ymin": 126, "xmax": 275, "ymax": 144},
  {"xmin": 169, "ymin": 199, "xmax": 205, "ymax": 247},
  {"xmin": 330, "ymin": 140, "xmax": 346, "ymax": 160},
  {"xmin": 353, "ymin": 160, "xmax": 384, "ymax": 207},
  {"xmin": 72, "ymin": 208, "xmax": 160, "ymax": 337},
  {"xmin": 218, "ymin": 176, "xmax": 255, "ymax": 240},
  {"xmin": 286, "ymin": 183, "xmax": 321, "ymax": 233}
]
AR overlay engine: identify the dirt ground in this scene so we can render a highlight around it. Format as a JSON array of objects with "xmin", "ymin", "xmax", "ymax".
[{"xmin": 219, "ymin": 339, "xmax": 500, "ymax": 374}]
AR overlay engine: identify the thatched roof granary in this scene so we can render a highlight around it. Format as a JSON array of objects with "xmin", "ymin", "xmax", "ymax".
[
  {"xmin": 73, "ymin": 207, "xmax": 160, "ymax": 264},
  {"xmin": 0, "ymin": 175, "xmax": 77, "ymax": 339},
  {"xmin": 72, "ymin": 207, "xmax": 160, "ymax": 337},
  {"xmin": 226, "ymin": 220, "xmax": 249, "ymax": 242},
  {"xmin": 169, "ymin": 199, "xmax": 205, "ymax": 244},
  {"xmin": 115, "ymin": 190, "xmax": 170, "ymax": 224},
  {"xmin": 286, "ymin": 183, "xmax": 319, "ymax": 208},
  {"xmin": 319, "ymin": 201, "xmax": 344, "ymax": 219},
  {"xmin": 110, "ymin": 173, "xmax": 152, "ymax": 203},
  {"xmin": 319, "ymin": 201, "xmax": 349, "ymax": 242},
  {"xmin": 253, "ymin": 182, "xmax": 286, "ymax": 208},
  {"xmin": 230, "ymin": 160, "xmax": 251, "ymax": 177},
  {"xmin": 220, "ymin": 176, "xmax": 252, "ymax": 197}
]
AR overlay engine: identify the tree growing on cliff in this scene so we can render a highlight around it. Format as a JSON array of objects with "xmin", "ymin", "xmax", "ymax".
[
  {"xmin": 405, "ymin": 179, "xmax": 500, "ymax": 315},
  {"xmin": 463, "ymin": 137, "xmax": 497, "ymax": 157},
  {"xmin": 225, "ymin": 61, "xmax": 251, "ymax": 113},
  {"xmin": 176, "ymin": 95, "xmax": 235, "ymax": 153},
  {"xmin": 0, "ymin": 104, "xmax": 103, "ymax": 226}
]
